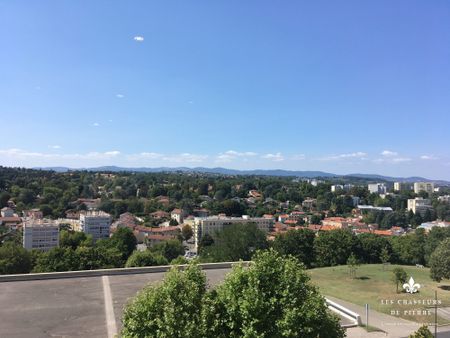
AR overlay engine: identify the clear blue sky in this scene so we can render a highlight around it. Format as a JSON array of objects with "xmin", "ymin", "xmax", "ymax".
[{"xmin": 1, "ymin": 1, "xmax": 449, "ymax": 179}]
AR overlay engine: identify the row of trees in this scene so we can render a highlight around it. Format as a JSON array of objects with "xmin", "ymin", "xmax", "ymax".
[{"xmin": 197, "ymin": 223, "xmax": 450, "ymax": 281}]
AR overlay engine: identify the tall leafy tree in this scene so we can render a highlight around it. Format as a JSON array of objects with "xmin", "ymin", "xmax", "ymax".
[
  {"xmin": 429, "ymin": 238, "xmax": 450, "ymax": 282},
  {"xmin": 272, "ymin": 228, "xmax": 315, "ymax": 267}
]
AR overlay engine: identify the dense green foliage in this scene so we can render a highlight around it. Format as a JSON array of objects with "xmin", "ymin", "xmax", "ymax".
[
  {"xmin": 409, "ymin": 325, "xmax": 434, "ymax": 338},
  {"xmin": 272, "ymin": 228, "xmax": 315, "ymax": 267},
  {"xmin": 122, "ymin": 250, "xmax": 345, "ymax": 338},
  {"xmin": 201, "ymin": 223, "xmax": 268, "ymax": 262},
  {"xmin": 125, "ymin": 250, "xmax": 168, "ymax": 268},
  {"xmin": 429, "ymin": 238, "xmax": 450, "ymax": 282},
  {"xmin": 0, "ymin": 242, "xmax": 31, "ymax": 274}
]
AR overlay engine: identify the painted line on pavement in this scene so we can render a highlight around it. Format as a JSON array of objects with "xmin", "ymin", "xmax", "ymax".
[{"xmin": 102, "ymin": 275, "xmax": 117, "ymax": 338}]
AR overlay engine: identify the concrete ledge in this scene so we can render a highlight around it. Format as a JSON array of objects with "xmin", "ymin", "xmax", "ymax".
[
  {"xmin": 0, "ymin": 261, "xmax": 250, "ymax": 282},
  {"xmin": 326, "ymin": 298, "xmax": 361, "ymax": 327}
]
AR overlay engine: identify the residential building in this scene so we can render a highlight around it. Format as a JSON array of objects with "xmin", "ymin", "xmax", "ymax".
[
  {"xmin": 414, "ymin": 182, "xmax": 435, "ymax": 195},
  {"xmin": 193, "ymin": 215, "xmax": 274, "ymax": 250},
  {"xmin": 80, "ymin": 211, "xmax": 111, "ymax": 241},
  {"xmin": 23, "ymin": 219, "xmax": 59, "ymax": 251},
  {"xmin": 321, "ymin": 217, "xmax": 349, "ymax": 229},
  {"xmin": 368, "ymin": 183, "xmax": 387, "ymax": 194},
  {"xmin": 302, "ymin": 198, "xmax": 316, "ymax": 209},
  {"xmin": 1, "ymin": 207, "xmax": 14, "ymax": 217},
  {"xmin": 407, "ymin": 198, "xmax": 432, "ymax": 215},
  {"xmin": 171, "ymin": 208, "xmax": 187, "ymax": 224},
  {"xmin": 331, "ymin": 185, "xmax": 343, "ymax": 193},
  {"xmin": 23, "ymin": 209, "xmax": 43, "ymax": 220},
  {"xmin": 418, "ymin": 221, "xmax": 450, "ymax": 232},
  {"xmin": 437, "ymin": 195, "xmax": 450, "ymax": 204},
  {"xmin": 357, "ymin": 205, "xmax": 393, "ymax": 212}
]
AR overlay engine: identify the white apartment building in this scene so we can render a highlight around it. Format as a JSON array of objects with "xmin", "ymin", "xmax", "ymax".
[
  {"xmin": 368, "ymin": 183, "xmax": 387, "ymax": 194},
  {"xmin": 193, "ymin": 215, "xmax": 274, "ymax": 250},
  {"xmin": 414, "ymin": 182, "xmax": 435, "ymax": 195},
  {"xmin": 438, "ymin": 195, "xmax": 450, "ymax": 204},
  {"xmin": 80, "ymin": 211, "xmax": 111, "ymax": 241},
  {"xmin": 23, "ymin": 219, "xmax": 59, "ymax": 251},
  {"xmin": 407, "ymin": 197, "xmax": 432, "ymax": 215}
]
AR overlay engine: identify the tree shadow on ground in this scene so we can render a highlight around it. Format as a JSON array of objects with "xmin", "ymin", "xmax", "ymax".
[
  {"xmin": 355, "ymin": 276, "xmax": 370, "ymax": 280},
  {"xmin": 438, "ymin": 285, "xmax": 450, "ymax": 291}
]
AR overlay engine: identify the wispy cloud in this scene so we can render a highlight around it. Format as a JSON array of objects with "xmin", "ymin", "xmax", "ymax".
[
  {"xmin": 292, "ymin": 154, "xmax": 306, "ymax": 160},
  {"xmin": 116, "ymin": 94, "xmax": 124, "ymax": 99},
  {"xmin": 321, "ymin": 152, "xmax": 367, "ymax": 161},
  {"xmin": 133, "ymin": 36, "xmax": 144, "ymax": 42},
  {"xmin": 216, "ymin": 150, "xmax": 258, "ymax": 163},
  {"xmin": 92, "ymin": 122, "xmax": 100, "ymax": 127},
  {"xmin": 162, "ymin": 153, "xmax": 208, "ymax": 163},
  {"xmin": 262, "ymin": 152, "xmax": 284, "ymax": 162},
  {"xmin": 381, "ymin": 150, "xmax": 398, "ymax": 157},
  {"xmin": 48, "ymin": 145, "xmax": 61, "ymax": 149},
  {"xmin": 420, "ymin": 155, "xmax": 438, "ymax": 160}
]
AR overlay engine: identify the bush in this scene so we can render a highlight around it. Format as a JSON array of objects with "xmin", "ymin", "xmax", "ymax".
[{"xmin": 125, "ymin": 250, "xmax": 168, "ymax": 268}]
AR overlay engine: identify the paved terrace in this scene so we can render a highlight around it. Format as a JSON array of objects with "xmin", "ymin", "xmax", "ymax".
[{"xmin": 0, "ymin": 264, "xmax": 353, "ymax": 338}]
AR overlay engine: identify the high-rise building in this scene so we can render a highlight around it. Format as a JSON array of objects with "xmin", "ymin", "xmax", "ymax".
[
  {"xmin": 368, "ymin": 183, "xmax": 387, "ymax": 194},
  {"xmin": 23, "ymin": 219, "xmax": 59, "ymax": 251},
  {"xmin": 414, "ymin": 182, "xmax": 435, "ymax": 195},
  {"xmin": 80, "ymin": 211, "xmax": 111, "ymax": 241},
  {"xmin": 407, "ymin": 197, "xmax": 432, "ymax": 216}
]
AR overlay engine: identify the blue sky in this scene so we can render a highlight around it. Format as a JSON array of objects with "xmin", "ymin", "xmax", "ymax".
[{"xmin": 1, "ymin": 1, "xmax": 449, "ymax": 179}]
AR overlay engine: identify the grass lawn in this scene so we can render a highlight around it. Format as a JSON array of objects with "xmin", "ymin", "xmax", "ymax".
[{"xmin": 308, "ymin": 264, "xmax": 450, "ymax": 324}]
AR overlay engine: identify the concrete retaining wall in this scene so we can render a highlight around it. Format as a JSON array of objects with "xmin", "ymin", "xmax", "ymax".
[
  {"xmin": 326, "ymin": 298, "xmax": 361, "ymax": 327},
  {"xmin": 0, "ymin": 261, "xmax": 250, "ymax": 282}
]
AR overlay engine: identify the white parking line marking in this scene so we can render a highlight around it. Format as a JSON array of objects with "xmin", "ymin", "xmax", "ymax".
[{"xmin": 102, "ymin": 276, "xmax": 117, "ymax": 338}]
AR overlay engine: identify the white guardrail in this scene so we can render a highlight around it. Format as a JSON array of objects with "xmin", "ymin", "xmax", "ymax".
[
  {"xmin": 0, "ymin": 261, "xmax": 250, "ymax": 283},
  {"xmin": 326, "ymin": 298, "xmax": 361, "ymax": 327}
]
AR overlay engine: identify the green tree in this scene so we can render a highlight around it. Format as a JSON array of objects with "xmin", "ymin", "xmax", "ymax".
[
  {"xmin": 392, "ymin": 267, "xmax": 407, "ymax": 293},
  {"xmin": 122, "ymin": 263, "xmax": 207, "ymax": 338},
  {"xmin": 125, "ymin": 250, "xmax": 168, "ymax": 267},
  {"xmin": 76, "ymin": 246, "xmax": 123, "ymax": 270},
  {"xmin": 150, "ymin": 239, "xmax": 185, "ymax": 262},
  {"xmin": 181, "ymin": 224, "xmax": 193, "ymax": 241},
  {"xmin": 380, "ymin": 246, "xmax": 391, "ymax": 270},
  {"xmin": 314, "ymin": 229, "xmax": 359, "ymax": 267},
  {"xmin": 33, "ymin": 247, "xmax": 79, "ymax": 272},
  {"xmin": 203, "ymin": 223, "xmax": 268, "ymax": 262},
  {"xmin": 347, "ymin": 253, "xmax": 359, "ymax": 278},
  {"xmin": 429, "ymin": 238, "xmax": 450, "ymax": 282},
  {"xmin": 205, "ymin": 250, "xmax": 344, "ymax": 337},
  {"xmin": 272, "ymin": 228, "xmax": 315, "ymax": 267},
  {"xmin": 409, "ymin": 325, "xmax": 433, "ymax": 338},
  {"xmin": 0, "ymin": 242, "xmax": 32, "ymax": 274},
  {"xmin": 109, "ymin": 227, "xmax": 137, "ymax": 260},
  {"xmin": 60, "ymin": 230, "xmax": 92, "ymax": 249}
]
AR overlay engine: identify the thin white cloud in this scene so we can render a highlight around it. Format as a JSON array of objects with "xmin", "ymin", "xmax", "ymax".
[
  {"xmin": 381, "ymin": 150, "xmax": 398, "ymax": 157},
  {"xmin": 321, "ymin": 152, "xmax": 367, "ymax": 161},
  {"xmin": 216, "ymin": 150, "xmax": 258, "ymax": 163},
  {"xmin": 103, "ymin": 151, "xmax": 121, "ymax": 157},
  {"xmin": 291, "ymin": 154, "xmax": 306, "ymax": 160},
  {"xmin": 133, "ymin": 36, "xmax": 144, "ymax": 42},
  {"xmin": 116, "ymin": 94, "xmax": 124, "ymax": 99},
  {"xmin": 92, "ymin": 122, "xmax": 100, "ymax": 127},
  {"xmin": 420, "ymin": 155, "xmax": 438, "ymax": 160},
  {"xmin": 262, "ymin": 152, "xmax": 284, "ymax": 162},
  {"xmin": 48, "ymin": 145, "xmax": 61, "ymax": 149}
]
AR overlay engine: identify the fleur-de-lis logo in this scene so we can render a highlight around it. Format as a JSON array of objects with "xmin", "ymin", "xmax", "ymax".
[{"xmin": 403, "ymin": 276, "xmax": 421, "ymax": 294}]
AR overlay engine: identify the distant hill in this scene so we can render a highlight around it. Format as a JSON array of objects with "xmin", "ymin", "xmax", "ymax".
[{"xmin": 33, "ymin": 166, "xmax": 450, "ymax": 184}]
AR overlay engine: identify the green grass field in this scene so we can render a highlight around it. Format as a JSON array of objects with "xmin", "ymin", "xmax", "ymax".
[{"xmin": 308, "ymin": 264, "xmax": 450, "ymax": 324}]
